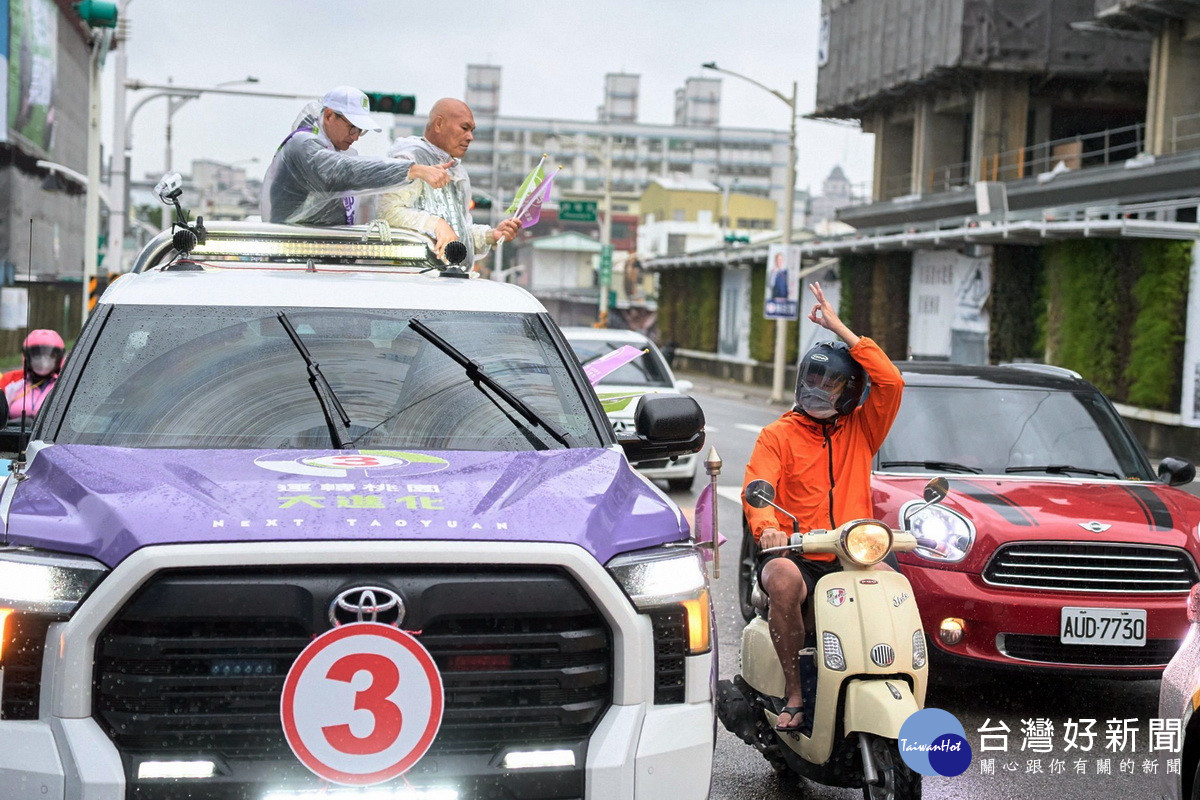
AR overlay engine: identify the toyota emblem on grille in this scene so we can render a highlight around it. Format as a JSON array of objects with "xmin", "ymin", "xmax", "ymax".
[
  {"xmin": 329, "ymin": 586, "xmax": 405, "ymax": 627},
  {"xmin": 1079, "ymin": 521, "xmax": 1112, "ymax": 533}
]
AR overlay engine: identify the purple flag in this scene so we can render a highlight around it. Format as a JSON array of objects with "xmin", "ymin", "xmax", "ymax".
[
  {"xmin": 692, "ymin": 483, "xmax": 726, "ymax": 562},
  {"xmin": 516, "ymin": 168, "xmax": 558, "ymax": 229},
  {"xmin": 585, "ymin": 345, "xmax": 646, "ymax": 386}
]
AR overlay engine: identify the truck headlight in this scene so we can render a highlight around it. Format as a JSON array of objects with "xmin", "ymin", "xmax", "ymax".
[
  {"xmin": 0, "ymin": 548, "xmax": 107, "ymax": 719},
  {"xmin": 607, "ymin": 547, "xmax": 711, "ymax": 655},
  {"xmin": 901, "ymin": 503, "xmax": 975, "ymax": 563},
  {"xmin": 0, "ymin": 548, "xmax": 108, "ymax": 614}
]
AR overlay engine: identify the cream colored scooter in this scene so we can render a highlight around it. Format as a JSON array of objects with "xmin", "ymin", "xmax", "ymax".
[{"xmin": 717, "ymin": 477, "xmax": 949, "ymax": 800}]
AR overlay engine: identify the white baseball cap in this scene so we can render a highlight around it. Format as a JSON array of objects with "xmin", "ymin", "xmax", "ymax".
[{"xmin": 320, "ymin": 86, "xmax": 382, "ymax": 132}]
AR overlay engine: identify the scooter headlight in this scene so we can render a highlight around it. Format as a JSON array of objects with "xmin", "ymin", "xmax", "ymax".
[
  {"xmin": 841, "ymin": 520, "xmax": 892, "ymax": 566},
  {"xmin": 901, "ymin": 502, "xmax": 975, "ymax": 562}
]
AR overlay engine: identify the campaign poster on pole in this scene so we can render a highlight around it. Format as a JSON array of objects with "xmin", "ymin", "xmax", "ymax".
[{"xmin": 764, "ymin": 243, "xmax": 800, "ymax": 321}]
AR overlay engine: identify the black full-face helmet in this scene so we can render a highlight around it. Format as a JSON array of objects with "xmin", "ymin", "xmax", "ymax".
[{"xmin": 794, "ymin": 341, "xmax": 866, "ymax": 419}]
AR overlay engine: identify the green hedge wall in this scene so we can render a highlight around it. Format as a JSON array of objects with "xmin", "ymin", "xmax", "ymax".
[
  {"xmin": 989, "ymin": 245, "xmax": 1044, "ymax": 364},
  {"xmin": 1038, "ymin": 238, "xmax": 1191, "ymax": 410},
  {"xmin": 657, "ymin": 268, "xmax": 721, "ymax": 351},
  {"xmin": 834, "ymin": 252, "xmax": 910, "ymax": 358},
  {"xmin": 1044, "ymin": 239, "xmax": 1123, "ymax": 395},
  {"xmin": 1126, "ymin": 240, "xmax": 1190, "ymax": 409}
]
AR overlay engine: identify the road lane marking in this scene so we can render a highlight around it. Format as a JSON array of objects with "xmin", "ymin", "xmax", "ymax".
[
  {"xmin": 716, "ymin": 486, "xmax": 744, "ymax": 504},
  {"xmin": 735, "ymin": 423, "xmax": 764, "ymax": 434}
]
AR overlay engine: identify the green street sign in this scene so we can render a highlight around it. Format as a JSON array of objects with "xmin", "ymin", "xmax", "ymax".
[
  {"xmin": 598, "ymin": 244, "xmax": 613, "ymax": 286},
  {"xmin": 560, "ymin": 200, "xmax": 598, "ymax": 222}
]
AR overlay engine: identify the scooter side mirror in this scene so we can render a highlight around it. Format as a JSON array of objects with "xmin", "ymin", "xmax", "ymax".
[
  {"xmin": 744, "ymin": 479, "xmax": 775, "ymax": 508},
  {"xmin": 923, "ymin": 476, "xmax": 949, "ymax": 504}
]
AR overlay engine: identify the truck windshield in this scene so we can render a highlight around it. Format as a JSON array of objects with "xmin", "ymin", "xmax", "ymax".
[{"xmin": 48, "ymin": 305, "xmax": 602, "ymax": 451}]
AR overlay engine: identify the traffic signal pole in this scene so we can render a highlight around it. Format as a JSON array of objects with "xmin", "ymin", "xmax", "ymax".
[{"xmin": 597, "ymin": 123, "xmax": 613, "ymax": 328}]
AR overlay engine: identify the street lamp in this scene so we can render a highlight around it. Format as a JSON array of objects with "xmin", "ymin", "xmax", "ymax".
[
  {"xmin": 165, "ymin": 77, "xmax": 258, "ymax": 173},
  {"xmin": 702, "ymin": 61, "xmax": 798, "ymax": 404},
  {"xmin": 109, "ymin": 77, "xmax": 276, "ymax": 274}
]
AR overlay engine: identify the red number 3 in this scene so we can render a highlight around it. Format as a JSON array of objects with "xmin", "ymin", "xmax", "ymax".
[{"xmin": 322, "ymin": 653, "xmax": 403, "ymax": 754}]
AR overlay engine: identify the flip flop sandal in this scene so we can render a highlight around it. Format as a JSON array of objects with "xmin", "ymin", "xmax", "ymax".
[{"xmin": 775, "ymin": 705, "xmax": 805, "ymax": 731}]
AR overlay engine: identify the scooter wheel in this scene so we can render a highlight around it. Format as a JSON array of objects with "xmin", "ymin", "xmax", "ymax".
[{"xmin": 861, "ymin": 737, "xmax": 920, "ymax": 800}]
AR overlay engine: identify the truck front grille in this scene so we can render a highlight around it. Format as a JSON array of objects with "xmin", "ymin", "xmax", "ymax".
[{"xmin": 93, "ymin": 566, "xmax": 612, "ymax": 765}]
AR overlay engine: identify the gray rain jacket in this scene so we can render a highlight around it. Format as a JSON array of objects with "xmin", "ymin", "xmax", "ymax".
[{"xmin": 260, "ymin": 108, "xmax": 416, "ymax": 226}]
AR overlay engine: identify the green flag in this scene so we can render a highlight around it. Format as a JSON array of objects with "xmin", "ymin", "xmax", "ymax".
[{"xmin": 506, "ymin": 155, "xmax": 547, "ymax": 214}]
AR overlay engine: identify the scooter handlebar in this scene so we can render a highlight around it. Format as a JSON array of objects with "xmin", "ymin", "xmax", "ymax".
[{"xmin": 891, "ymin": 530, "xmax": 920, "ymax": 553}]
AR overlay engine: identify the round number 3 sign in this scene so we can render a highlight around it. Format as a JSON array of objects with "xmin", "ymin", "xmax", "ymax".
[{"xmin": 281, "ymin": 622, "xmax": 444, "ymax": 785}]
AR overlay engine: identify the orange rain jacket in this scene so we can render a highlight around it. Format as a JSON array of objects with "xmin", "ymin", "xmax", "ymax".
[{"xmin": 742, "ymin": 337, "xmax": 904, "ymax": 560}]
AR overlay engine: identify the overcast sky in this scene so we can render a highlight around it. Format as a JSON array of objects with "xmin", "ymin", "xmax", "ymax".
[{"xmin": 102, "ymin": 0, "xmax": 875, "ymax": 198}]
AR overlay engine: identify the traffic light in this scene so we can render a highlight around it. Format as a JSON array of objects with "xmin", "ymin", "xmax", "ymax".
[
  {"xmin": 73, "ymin": 0, "xmax": 118, "ymax": 27},
  {"xmin": 364, "ymin": 92, "xmax": 416, "ymax": 115},
  {"xmin": 471, "ymin": 195, "xmax": 493, "ymax": 210},
  {"xmin": 724, "ymin": 233, "xmax": 750, "ymax": 244}
]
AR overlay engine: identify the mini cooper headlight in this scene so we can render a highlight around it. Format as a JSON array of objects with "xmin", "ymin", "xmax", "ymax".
[
  {"xmin": 841, "ymin": 520, "xmax": 892, "ymax": 566},
  {"xmin": 901, "ymin": 502, "xmax": 975, "ymax": 563}
]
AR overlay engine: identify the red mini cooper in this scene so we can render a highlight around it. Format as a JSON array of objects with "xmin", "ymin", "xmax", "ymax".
[{"xmin": 872, "ymin": 362, "xmax": 1200, "ymax": 677}]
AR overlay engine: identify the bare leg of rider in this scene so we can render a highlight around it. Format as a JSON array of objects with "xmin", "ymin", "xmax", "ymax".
[{"xmin": 762, "ymin": 558, "xmax": 808, "ymax": 729}]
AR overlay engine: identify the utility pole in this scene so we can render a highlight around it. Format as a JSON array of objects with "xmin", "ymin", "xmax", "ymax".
[
  {"xmin": 106, "ymin": 1, "xmax": 130, "ymax": 284},
  {"xmin": 83, "ymin": 34, "xmax": 108, "ymax": 328},
  {"xmin": 703, "ymin": 62, "xmax": 798, "ymax": 403}
]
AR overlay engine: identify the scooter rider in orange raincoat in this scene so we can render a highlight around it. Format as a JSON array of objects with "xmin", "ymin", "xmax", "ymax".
[{"xmin": 742, "ymin": 282, "xmax": 904, "ymax": 732}]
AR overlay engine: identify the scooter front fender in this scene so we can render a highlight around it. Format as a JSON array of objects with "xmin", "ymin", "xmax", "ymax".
[{"xmin": 843, "ymin": 678, "xmax": 919, "ymax": 738}]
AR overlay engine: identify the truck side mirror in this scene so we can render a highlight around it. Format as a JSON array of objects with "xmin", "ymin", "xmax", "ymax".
[{"xmin": 617, "ymin": 393, "xmax": 705, "ymax": 464}]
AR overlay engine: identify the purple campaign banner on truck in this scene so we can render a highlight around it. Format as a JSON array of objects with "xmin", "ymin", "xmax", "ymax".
[{"xmin": 6, "ymin": 446, "xmax": 687, "ymax": 567}]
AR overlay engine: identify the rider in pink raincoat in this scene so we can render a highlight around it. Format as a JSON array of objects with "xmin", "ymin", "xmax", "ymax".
[{"xmin": 5, "ymin": 329, "xmax": 65, "ymax": 423}]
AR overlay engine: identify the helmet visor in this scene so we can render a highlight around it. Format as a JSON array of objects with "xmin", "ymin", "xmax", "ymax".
[
  {"xmin": 801, "ymin": 364, "xmax": 848, "ymax": 395},
  {"xmin": 26, "ymin": 345, "xmax": 62, "ymax": 360}
]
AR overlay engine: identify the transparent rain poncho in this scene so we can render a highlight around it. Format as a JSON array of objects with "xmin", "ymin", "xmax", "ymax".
[
  {"xmin": 377, "ymin": 135, "xmax": 494, "ymax": 264},
  {"xmin": 260, "ymin": 102, "xmax": 420, "ymax": 226}
]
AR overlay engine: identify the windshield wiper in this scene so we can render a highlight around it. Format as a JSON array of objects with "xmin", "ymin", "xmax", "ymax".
[
  {"xmin": 879, "ymin": 460, "xmax": 981, "ymax": 474},
  {"xmin": 277, "ymin": 312, "xmax": 352, "ymax": 449},
  {"xmin": 408, "ymin": 318, "xmax": 571, "ymax": 448},
  {"xmin": 1005, "ymin": 464, "xmax": 1122, "ymax": 479}
]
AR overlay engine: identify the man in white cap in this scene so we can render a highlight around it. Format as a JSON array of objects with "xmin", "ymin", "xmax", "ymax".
[{"xmin": 260, "ymin": 85, "xmax": 451, "ymax": 226}]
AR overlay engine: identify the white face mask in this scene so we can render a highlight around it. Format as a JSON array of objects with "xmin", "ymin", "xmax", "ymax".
[
  {"xmin": 29, "ymin": 355, "xmax": 56, "ymax": 377},
  {"xmin": 797, "ymin": 386, "xmax": 839, "ymax": 419}
]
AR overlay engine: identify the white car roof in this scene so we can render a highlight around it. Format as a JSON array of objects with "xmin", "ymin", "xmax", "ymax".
[
  {"xmin": 560, "ymin": 327, "xmax": 653, "ymax": 345},
  {"xmin": 100, "ymin": 269, "xmax": 548, "ymax": 314}
]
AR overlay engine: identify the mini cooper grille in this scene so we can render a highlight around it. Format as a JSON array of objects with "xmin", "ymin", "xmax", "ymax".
[
  {"xmin": 93, "ymin": 567, "xmax": 612, "ymax": 765},
  {"xmin": 1000, "ymin": 634, "xmax": 1181, "ymax": 667},
  {"xmin": 870, "ymin": 643, "xmax": 895, "ymax": 667},
  {"xmin": 982, "ymin": 542, "xmax": 1199, "ymax": 592}
]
